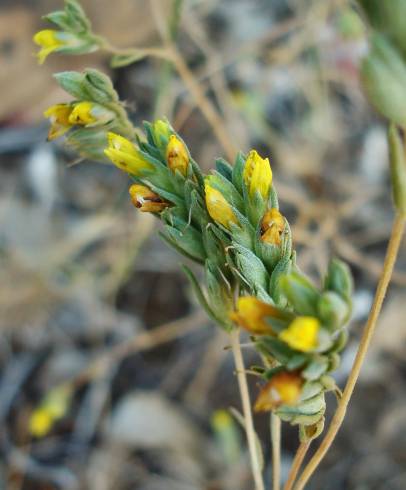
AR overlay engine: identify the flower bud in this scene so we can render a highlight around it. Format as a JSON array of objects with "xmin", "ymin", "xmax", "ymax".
[
  {"xmin": 230, "ymin": 296, "xmax": 286, "ymax": 335},
  {"xmin": 129, "ymin": 184, "xmax": 168, "ymax": 213},
  {"xmin": 166, "ymin": 135, "xmax": 189, "ymax": 176},
  {"xmin": 260, "ymin": 208, "xmax": 285, "ymax": 245},
  {"xmin": 279, "ymin": 316, "xmax": 320, "ymax": 352},
  {"xmin": 204, "ymin": 181, "xmax": 238, "ymax": 229},
  {"xmin": 104, "ymin": 132, "xmax": 153, "ymax": 175},
  {"xmin": 254, "ymin": 371, "xmax": 303, "ymax": 411},
  {"xmin": 44, "ymin": 103, "xmax": 73, "ymax": 140},
  {"xmin": 152, "ymin": 119, "xmax": 172, "ymax": 150},
  {"xmin": 243, "ymin": 150, "xmax": 273, "ymax": 199}
]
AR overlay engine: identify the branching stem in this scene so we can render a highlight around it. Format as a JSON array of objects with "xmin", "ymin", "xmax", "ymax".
[{"xmin": 293, "ymin": 213, "xmax": 405, "ymax": 490}]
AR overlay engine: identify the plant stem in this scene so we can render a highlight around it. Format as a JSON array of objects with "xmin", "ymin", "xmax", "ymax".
[
  {"xmin": 293, "ymin": 213, "xmax": 405, "ymax": 490},
  {"xmin": 271, "ymin": 413, "xmax": 281, "ymax": 490},
  {"xmin": 230, "ymin": 329, "xmax": 265, "ymax": 490},
  {"xmin": 283, "ymin": 442, "xmax": 310, "ymax": 490}
]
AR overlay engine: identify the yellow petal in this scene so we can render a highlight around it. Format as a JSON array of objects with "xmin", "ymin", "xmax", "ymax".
[
  {"xmin": 105, "ymin": 133, "xmax": 153, "ymax": 175},
  {"xmin": 68, "ymin": 102, "xmax": 97, "ymax": 126},
  {"xmin": 44, "ymin": 104, "xmax": 73, "ymax": 140},
  {"xmin": 255, "ymin": 372, "xmax": 303, "ymax": 411},
  {"xmin": 33, "ymin": 30, "xmax": 64, "ymax": 64},
  {"xmin": 261, "ymin": 208, "xmax": 285, "ymax": 245},
  {"xmin": 243, "ymin": 150, "xmax": 272, "ymax": 199},
  {"xmin": 230, "ymin": 296, "xmax": 280, "ymax": 335},
  {"xmin": 279, "ymin": 316, "xmax": 320, "ymax": 352},
  {"xmin": 129, "ymin": 184, "xmax": 168, "ymax": 213},
  {"xmin": 166, "ymin": 135, "xmax": 189, "ymax": 176},
  {"xmin": 204, "ymin": 182, "xmax": 238, "ymax": 229}
]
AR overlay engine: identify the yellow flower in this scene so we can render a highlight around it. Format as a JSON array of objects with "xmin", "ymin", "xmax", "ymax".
[
  {"xmin": 254, "ymin": 371, "xmax": 303, "ymax": 411},
  {"xmin": 104, "ymin": 132, "xmax": 154, "ymax": 175},
  {"xmin": 166, "ymin": 135, "xmax": 189, "ymax": 176},
  {"xmin": 260, "ymin": 208, "xmax": 285, "ymax": 245},
  {"xmin": 279, "ymin": 316, "xmax": 320, "ymax": 352},
  {"xmin": 129, "ymin": 184, "xmax": 169, "ymax": 213},
  {"xmin": 205, "ymin": 182, "xmax": 238, "ymax": 229},
  {"xmin": 68, "ymin": 102, "xmax": 97, "ymax": 126},
  {"xmin": 211, "ymin": 409, "xmax": 233, "ymax": 431},
  {"xmin": 44, "ymin": 103, "xmax": 73, "ymax": 140},
  {"xmin": 230, "ymin": 296, "xmax": 281, "ymax": 335},
  {"xmin": 243, "ymin": 150, "xmax": 272, "ymax": 199},
  {"xmin": 29, "ymin": 408, "xmax": 54, "ymax": 438},
  {"xmin": 33, "ymin": 29, "xmax": 65, "ymax": 64}
]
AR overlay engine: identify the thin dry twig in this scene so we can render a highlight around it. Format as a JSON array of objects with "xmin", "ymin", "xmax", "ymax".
[
  {"xmin": 294, "ymin": 214, "xmax": 405, "ymax": 490},
  {"xmin": 283, "ymin": 441, "xmax": 311, "ymax": 490},
  {"xmin": 271, "ymin": 413, "xmax": 282, "ymax": 490},
  {"xmin": 230, "ymin": 328, "xmax": 265, "ymax": 490}
]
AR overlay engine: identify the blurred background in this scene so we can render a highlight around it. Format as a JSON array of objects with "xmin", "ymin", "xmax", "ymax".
[{"xmin": 1, "ymin": 0, "xmax": 405, "ymax": 489}]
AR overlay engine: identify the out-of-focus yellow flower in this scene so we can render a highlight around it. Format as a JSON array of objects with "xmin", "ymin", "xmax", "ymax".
[
  {"xmin": 104, "ymin": 132, "xmax": 154, "ymax": 175},
  {"xmin": 254, "ymin": 371, "xmax": 303, "ymax": 411},
  {"xmin": 166, "ymin": 135, "xmax": 189, "ymax": 176},
  {"xmin": 260, "ymin": 208, "xmax": 285, "ymax": 245},
  {"xmin": 205, "ymin": 182, "xmax": 238, "ymax": 229},
  {"xmin": 230, "ymin": 296, "xmax": 281, "ymax": 335},
  {"xmin": 29, "ymin": 408, "xmax": 54, "ymax": 438},
  {"xmin": 44, "ymin": 103, "xmax": 73, "ymax": 140},
  {"xmin": 243, "ymin": 150, "xmax": 272, "ymax": 199},
  {"xmin": 212, "ymin": 409, "xmax": 233, "ymax": 431},
  {"xmin": 279, "ymin": 316, "xmax": 320, "ymax": 352},
  {"xmin": 129, "ymin": 184, "xmax": 168, "ymax": 213},
  {"xmin": 33, "ymin": 29, "xmax": 65, "ymax": 64},
  {"xmin": 68, "ymin": 102, "xmax": 97, "ymax": 126}
]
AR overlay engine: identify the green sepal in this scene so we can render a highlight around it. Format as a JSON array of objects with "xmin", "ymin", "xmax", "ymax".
[
  {"xmin": 162, "ymin": 222, "xmax": 206, "ymax": 263},
  {"xmin": 232, "ymin": 151, "xmax": 245, "ymax": 195},
  {"xmin": 256, "ymin": 337, "xmax": 296, "ymax": 365},
  {"xmin": 66, "ymin": 128, "xmax": 108, "ymax": 161},
  {"xmin": 279, "ymin": 271, "xmax": 320, "ymax": 316},
  {"xmin": 324, "ymin": 258, "xmax": 353, "ymax": 302},
  {"xmin": 276, "ymin": 393, "xmax": 326, "ymax": 424},
  {"xmin": 317, "ymin": 291, "xmax": 350, "ymax": 330},
  {"xmin": 268, "ymin": 256, "xmax": 292, "ymax": 307},
  {"xmin": 82, "ymin": 69, "xmax": 119, "ymax": 104},
  {"xmin": 205, "ymin": 261, "xmax": 234, "ymax": 324},
  {"xmin": 64, "ymin": 0, "xmax": 92, "ymax": 32},
  {"xmin": 233, "ymin": 243, "xmax": 269, "ymax": 291},
  {"xmin": 215, "ymin": 158, "xmax": 233, "ymax": 182},
  {"xmin": 229, "ymin": 211, "xmax": 255, "ymax": 249},
  {"xmin": 286, "ymin": 354, "xmax": 309, "ymax": 370},
  {"xmin": 159, "ymin": 229, "xmax": 205, "ymax": 264},
  {"xmin": 190, "ymin": 158, "xmax": 205, "ymax": 191},
  {"xmin": 302, "ymin": 356, "xmax": 329, "ymax": 381},
  {"xmin": 182, "ymin": 265, "xmax": 232, "ymax": 330},
  {"xmin": 269, "ymin": 186, "xmax": 279, "ymax": 209},
  {"xmin": 327, "ymin": 329, "xmax": 348, "ymax": 354}
]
